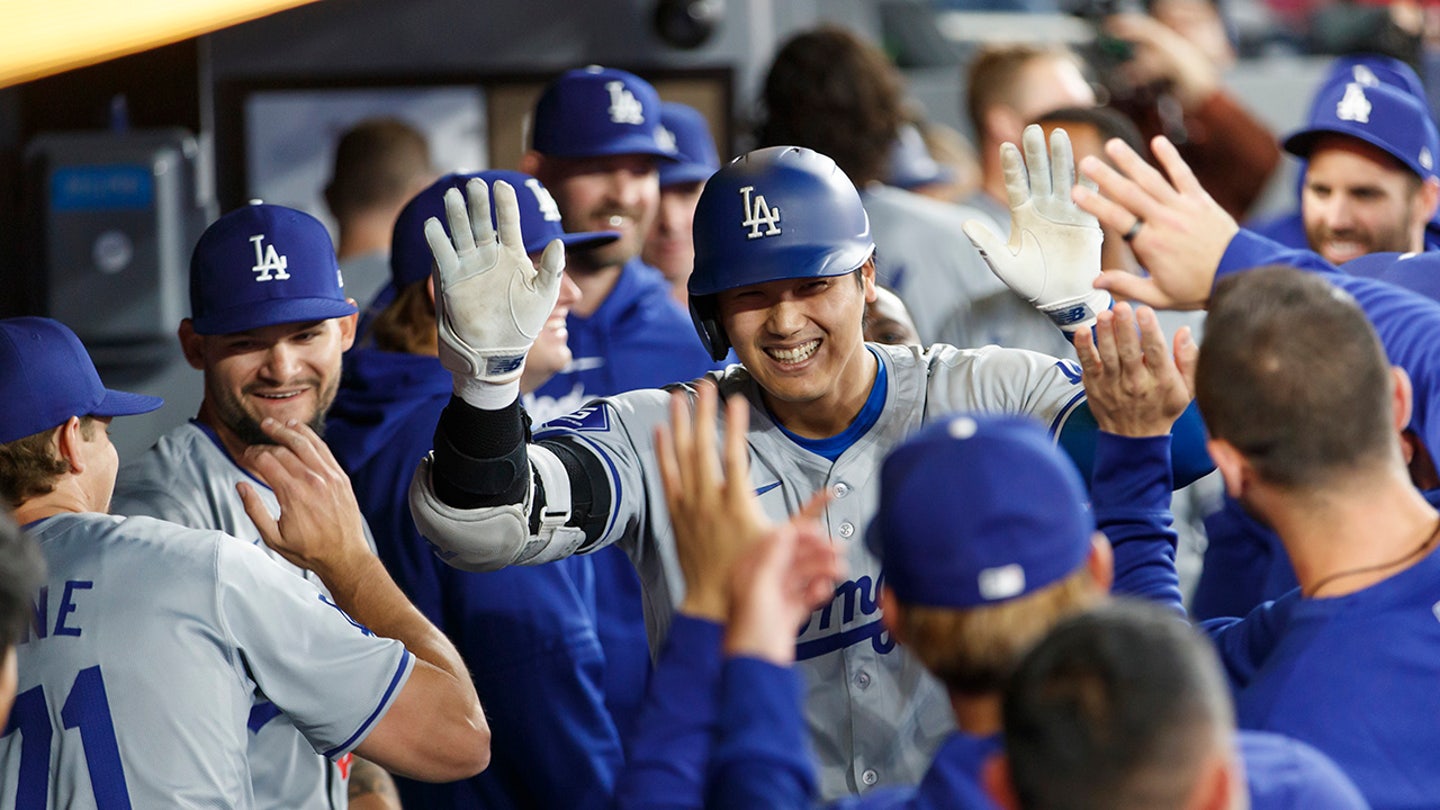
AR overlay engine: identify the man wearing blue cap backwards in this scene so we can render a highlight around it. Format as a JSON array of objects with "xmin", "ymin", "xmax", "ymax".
[
  {"xmin": 326, "ymin": 172, "xmax": 632, "ymax": 810},
  {"xmin": 0, "ymin": 317, "xmax": 488, "ymax": 808},
  {"xmin": 107, "ymin": 202, "xmax": 396, "ymax": 808},
  {"xmin": 407, "ymin": 132, "xmax": 1212, "ymax": 797}
]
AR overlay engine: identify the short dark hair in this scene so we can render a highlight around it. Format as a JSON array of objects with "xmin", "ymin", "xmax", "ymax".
[
  {"xmin": 324, "ymin": 118, "xmax": 432, "ymax": 222},
  {"xmin": 1198, "ymin": 267, "xmax": 1396, "ymax": 488},
  {"xmin": 0, "ymin": 511, "xmax": 44, "ymax": 649},
  {"xmin": 756, "ymin": 26, "xmax": 906, "ymax": 187},
  {"xmin": 1002, "ymin": 600, "xmax": 1233, "ymax": 810}
]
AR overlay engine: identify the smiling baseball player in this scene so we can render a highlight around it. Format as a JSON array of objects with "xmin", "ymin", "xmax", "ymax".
[{"xmin": 407, "ymin": 139, "xmax": 1207, "ymax": 796}]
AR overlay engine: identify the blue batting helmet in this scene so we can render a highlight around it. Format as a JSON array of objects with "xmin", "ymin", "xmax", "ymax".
[{"xmin": 687, "ymin": 145, "xmax": 874, "ymax": 360}]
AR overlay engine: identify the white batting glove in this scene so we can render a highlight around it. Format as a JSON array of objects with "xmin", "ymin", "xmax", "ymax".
[
  {"xmin": 962, "ymin": 124, "xmax": 1110, "ymax": 333},
  {"xmin": 426, "ymin": 178, "xmax": 566, "ymax": 408}
]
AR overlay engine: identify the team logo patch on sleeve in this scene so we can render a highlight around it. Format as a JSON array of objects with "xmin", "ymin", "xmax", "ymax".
[{"xmin": 541, "ymin": 404, "xmax": 611, "ymax": 433}]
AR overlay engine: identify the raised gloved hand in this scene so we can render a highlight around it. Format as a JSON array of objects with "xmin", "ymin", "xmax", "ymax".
[
  {"xmin": 963, "ymin": 124, "xmax": 1110, "ymax": 333},
  {"xmin": 426, "ymin": 178, "xmax": 566, "ymax": 408}
]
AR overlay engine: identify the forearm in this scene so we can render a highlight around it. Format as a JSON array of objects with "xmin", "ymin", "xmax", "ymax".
[
  {"xmin": 431, "ymin": 395, "xmax": 530, "ymax": 509},
  {"xmin": 706, "ymin": 657, "xmax": 814, "ymax": 810},
  {"xmin": 1092, "ymin": 432, "xmax": 1184, "ymax": 614},
  {"xmin": 316, "ymin": 551, "xmax": 474, "ymax": 698}
]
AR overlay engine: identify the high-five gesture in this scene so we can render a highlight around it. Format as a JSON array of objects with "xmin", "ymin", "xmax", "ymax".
[
  {"xmin": 426, "ymin": 178, "xmax": 567, "ymax": 404},
  {"xmin": 1073, "ymin": 302, "xmax": 1196, "ymax": 438},
  {"xmin": 963, "ymin": 124, "xmax": 1111, "ymax": 333},
  {"xmin": 1072, "ymin": 136, "xmax": 1239, "ymax": 310}
]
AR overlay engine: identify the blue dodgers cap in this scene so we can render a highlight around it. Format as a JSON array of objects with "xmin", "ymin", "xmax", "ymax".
[
  {"xmin": 0, "ymin": 317, "xmax": 163, "ymax": 444},
  {"xmin": 885, "ymin": 124, "xmax": 956, "ymax": 191},
  {"xmin": 1283, "ymin": 81, "xmax": 1439, "ymax": 181},
  {"xmin": 657, "ymin": 101, "xmax": 721, "ymax": 188},
  {"xmin": 1316, "ymin": 54, "xmax": 1427, "ymax": 107},
  {"xmin": 865, "ymin": 414, "xmax": 1094, "ymax": 609},
  {"xmin": 388, "ymin": 170, "xmax": 620, "ymax": 289},
  {"xmin": 189, "ymin": 202, "xmax": 357, "ymax": 336},
  {"xmin": 532, "ymin": 66, "xmax": 679, "ymax": 160}
]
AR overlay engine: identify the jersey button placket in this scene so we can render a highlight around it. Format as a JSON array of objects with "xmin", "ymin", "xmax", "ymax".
[{"xmin": 861, "ymin": 768, "xmax": 879, "ymax": 787}]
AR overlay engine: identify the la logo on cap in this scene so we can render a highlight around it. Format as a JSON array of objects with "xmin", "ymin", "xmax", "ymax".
[
  {"xmin": 525, "ymin": 178, "xmax": 564, "ymax": 222},
  {"xmin": 656, "ymin": 125, "xmax": 677, "ymax": 154},
  {"xmin": 250, "ymin": 234, "xmax": 291, "ymax": 282},
  {"xmin": 1337, "ymin": 83, "xmax": 1372, "ymax": 124},
  {"xmin": 606, "ymin": 81, "xmax": 644, "ymax": 125},
  {"xmin": 740, "ymin": 185, "xmax": 781, "ymax": 239}
]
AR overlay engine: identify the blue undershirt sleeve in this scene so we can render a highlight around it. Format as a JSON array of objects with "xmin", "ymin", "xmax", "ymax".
[{"xmin": 613, "ymin": 615, "xmax": 725, "ymax": 810}]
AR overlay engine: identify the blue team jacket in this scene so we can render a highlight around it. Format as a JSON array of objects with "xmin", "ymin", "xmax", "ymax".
[{"xmin": 327, "ymin": 348, "xmax": 624, "ymax": 810}]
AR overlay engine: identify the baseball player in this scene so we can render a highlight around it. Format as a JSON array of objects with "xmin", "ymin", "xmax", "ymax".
[
  {"xmin": 643, "ymin": 100, "xmax": 721, "ymax": 305},
  {"xmin": 407, "ymin": 139, "xmax": 1208, "ymax": 796},
  {"xmin": 636, "ymin": 334, "xmax": 1357, "ymax": 809},
  {"xmin": 326, "ymin": 170, "xmax": 630, "ymax": 810},
  {"xmin": 1249, "ymin": 54, "xmax": 1440, "ymax": 258},
  {"xmin": 517, "ymin": 66, "xmax": 724, "ymax": 422},
  {"xmin": 1077, "ymin": 130, "xmax": 1440, "ymax": 808},
  {"xmin": 0, "ymin": 317, "xmax": 487, "ymax": 808},
  {"xmin": 107, "ymin": 202, "xmax": 387, "ymax": 808}
]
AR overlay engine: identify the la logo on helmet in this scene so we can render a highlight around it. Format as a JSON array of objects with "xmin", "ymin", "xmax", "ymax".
[
  {"xmin": 605, "ymin": 81, "xmax": 644, "ymax": 125},
  {"xmin": 740, "ymin": 185, "xmax": 782, "ymax": 240},
  {"xmin": 249, "ymin": 234, "xmax": 290, "ymax": 282}
]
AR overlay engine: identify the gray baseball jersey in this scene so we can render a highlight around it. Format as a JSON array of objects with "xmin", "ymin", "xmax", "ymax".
[
  {"xmin": 110, "ymin": 420, "xmax": 376, "ymax": 809},
  {"xmin": 0, "ymin": 512, "xmax": 411, "ymax": 809},
  {"xmin": 415, "ymin": 341, "xmax": 1086, "ymax": 798},
  {"xmin": 863, "ymin": 184, "xmax": 1075, "ymax": 360}
]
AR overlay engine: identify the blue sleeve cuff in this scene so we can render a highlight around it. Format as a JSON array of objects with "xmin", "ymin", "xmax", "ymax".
[
  {"xmin": 1092, "ymin": 433, "xmax": 1173, "ymax": 513},
  {"xmin": 1217, "ymin": 230, "xmax": 1336, "ymax": 283}
]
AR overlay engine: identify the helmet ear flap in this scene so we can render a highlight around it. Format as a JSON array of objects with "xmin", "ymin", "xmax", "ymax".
[{"xmin": 688, "ymin": 294, "xmax": 730, "ymax": 362}]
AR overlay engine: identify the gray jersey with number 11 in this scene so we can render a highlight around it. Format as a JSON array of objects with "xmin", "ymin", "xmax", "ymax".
[{"xmin": 0, "ymin": 512, "xmax": 411, "ymax": 810}]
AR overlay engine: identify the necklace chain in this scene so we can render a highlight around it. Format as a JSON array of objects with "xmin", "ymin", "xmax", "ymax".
[{"xmin": 1304, "ymin": 516, "xmax": 1440, "ymax": 598}]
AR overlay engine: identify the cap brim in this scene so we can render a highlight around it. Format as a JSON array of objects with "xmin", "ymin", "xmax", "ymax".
[
  {"xmin": 551, "ymin": 230, "xmax": 621, "ymax": 253},
  {"xmin": 1283, "ymin": 125, "xmax": 1425, "ymax": 176},
  {"xmin": 93, "ymin": 388, "xmax": 164, "ymax": 418},
  {"xmin": 542, "ymin": 132, "xmax": 681, "ymax": 162},
  {"xmin": 660, "ymin": 162, "xmax": 718, "ymax": 187},
  {"xmin": 191, "ymin": 298, "xmax": 359, "ymax": 335}
]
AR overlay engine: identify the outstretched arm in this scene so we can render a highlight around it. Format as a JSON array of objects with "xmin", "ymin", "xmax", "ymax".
[
  {"xmin": 408, "ymin": 178, "xmax": 610, "ymax": 571},
  {"xmin": 1074, "ymin": 303, "xmax": 1197, "ymax": 613}
]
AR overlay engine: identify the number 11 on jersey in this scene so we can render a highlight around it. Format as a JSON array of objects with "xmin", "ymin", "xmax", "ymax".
[{"xmin": 3, "ymin": 665, "xmax": 132, "ymax": 809}]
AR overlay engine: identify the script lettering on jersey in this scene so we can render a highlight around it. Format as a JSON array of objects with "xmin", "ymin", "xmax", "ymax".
[
  {"xmin": 795, "ymin": 571, "xmax": 895, "ymax": 660},
  {"xmin": 249, "ymin": 233, "xmax": 291, "ymax": 281},
  {"xmin": 606, "ymin": 81, "xmax": 645, "ymax": 125},
  {"xmin": 740, "ymin": 185, "xmax": 782, "ymax": 240},
  {"xmin": 20, "ymin": 580, "xmax": 93, "ymax": 643}
]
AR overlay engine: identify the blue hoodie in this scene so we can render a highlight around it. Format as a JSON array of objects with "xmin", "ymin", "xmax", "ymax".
[{"xmin": 327, "ymin": 348, "xmax": 624, "ymax": 810}]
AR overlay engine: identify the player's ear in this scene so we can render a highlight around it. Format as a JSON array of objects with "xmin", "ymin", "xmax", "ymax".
[
  {"xmin": 178, "ymin": 320, "xmax": 205, "ymax": 371},
  {"xmin": 879, "ymin": 586, "xmax": 906, "ymax": 645},
  {"xmin": 54, "ymin": 417, "xmax": 85, "ymax": 473},
  {"xmin": 1086, "ymin": 532, "xmax": 1113, "ymax": 594},
  {"xmin": 1391, "ymin": 365, "xmax": 1414, "ymax": 434},
  {"xmin": 1206, "ymin": 438, "xmax": 1247, "ymax": 500},
  {"xmin": 518, "ymin": 151, "xmax": 544, "ymax": 179},
  {"xmin": 1417, "ymin": 176, "xmax": 1440, "ymax": 223},
  {"xmin": 338, "ymin": 311, "xmax": 358, "ymax": 351},
  {"xmin": 981, "ymin": 752, "xmax": 1021, "ymax": 810},
  {"xmin": 860, "ymin": 259, "xmax": 878, "ymax": 304}
]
